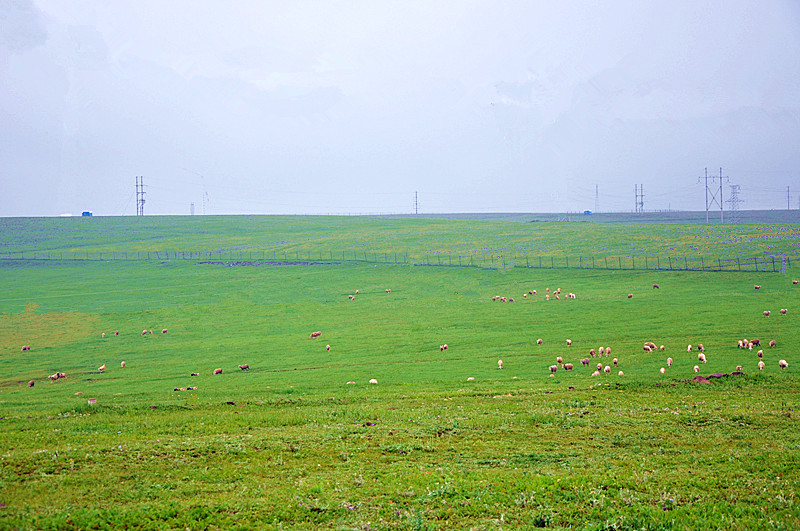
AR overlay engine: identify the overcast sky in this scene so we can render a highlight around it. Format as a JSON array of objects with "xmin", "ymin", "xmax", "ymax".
[{"xmin": 2, "ymin": 0, "xmax": 799, "ymax": 216}]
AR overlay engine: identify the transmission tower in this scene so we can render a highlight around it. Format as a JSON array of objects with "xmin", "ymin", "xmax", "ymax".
[
  {"xmin": 135, "ymin": 176, "xmax": 146, "ymax": 216},
  {"xmin": 634, "ymin": 184, "xmax": 644, "ymax": 213},
  {"xmin": 699, "ymin": 167, "xmax": 727, "ymax": 223},
  {"xmin": 414, "ymin": 191, "xmax": 419, "ymax": 215},
  {"xmin": 726, "ymin": 184, "xmax": 742, "ymax": 224}
]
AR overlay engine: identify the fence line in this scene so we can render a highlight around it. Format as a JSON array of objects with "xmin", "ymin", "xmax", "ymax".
[{"xmin": 0, "ymin": 249, "xmax": 796, "ymax": 273}]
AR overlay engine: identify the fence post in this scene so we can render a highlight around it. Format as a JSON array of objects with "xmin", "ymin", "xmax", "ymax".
[
  {"xmin": 700, "ymin": 257, "xmax": 704, "ymax": 270},
  {"xmin": 782, "ymin": 253, "xmax": 785, "ymax": 275},
  {"xmin": 618, "ymin": 257, "xmax": 621, "ymax": 269},
  {"xmin": 551, "ymin": 257, "xmax": 555, "ymax": 268}
]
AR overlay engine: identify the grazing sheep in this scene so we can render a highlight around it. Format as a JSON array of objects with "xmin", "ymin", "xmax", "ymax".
[
  {"xmin": 779, "ymin": 359, "xmax": 788, "ymax": 369},
  {"xmin": 694, "ymin": 365, "xmax": 700, "ymax": 373},
  {"xmin": 498, "ymin": 359, "xmax": 503, "ymax": 370},
  {"xmin": 757, "ymin": 350, "xmax": 763, "ymax": 358},
  {"xmin": 101, "ymin": 332, "xmax": 105, "ymax": 338},
  {"xmin": 613, "ymin": 358, "xmax": 618, "ymax": 367},
  {"xmin": 523, "ymin": 293, "xmax": 527, "ymax": 298},
  {"xmin": 386, "ymin": 289, "xmax": 391, "ymax": 294},
  {"xmin": 191, "ymin": 372, "xmax": 199, "ymax": 376},
  {"xmin": 737, "ymin": 340, "xmax": 744, "ymax": 349},
  {"xmin": 605, "ymin": 347, "xmax": 612, "ymax": 357},
  {"xmin": 755, "ymin": 285, "xmax": 761, "ymax": 290},
  {"xmin": 643, "ymin": 345, "xmax": 652, "ymax": 352},
  {"xmin": 120, "ymin": 361, "xmax": 126, "ymax": 368},
  {"xmin": 21, "ymin": 345, "xmax": 30, "ymax": 351},
  {"xmin": 238, "ymin": 364, "xmax": 249, "ymax": 371},
  {"xmin": 589, "ymin": 348, "xmax": 596, "ymax": 357},
  {"xmin": 440, "ymin": 345, "xmax": 444, "ymax": 351},
  {"xmin": 598, "ymin": 347, "xmax": 605, "ymax": 356},
  {"xmin": 98, "ymin": 364, "xmax": 106, "ymax": 372},
  {"xmin": 769, "ymin": 340, "xmax": 776, "ymax": 348},
  {"xmin": 509, "ymin": 298, "xmax": 515, "ymax": 302},
  {"xmin": 326, "ymin": 344, "xmax": 331, "ymax": 351},
  {"xmin": 349, "ymin": 295, "xmax": 355, "ymax": 300},
  {"xmin": 369, "ymin": 378, "xmax": 379, "ymax": 384},
  {"xmin": 549, "ymin": 365, "xmax": 558, "ymax": 374},
  {"xmin": 764, "ymin": 311, "xmax": 770, "ymax": 317},
  {"xmin": 467, "ymin": 377, "xmax": 475, "ymax": 381},
  {"xmin": 114, "ymin": 331, "xmax": 119, "ymax": 336},
  {"xmin": 532, "ymin": 290, "xmax": 536, "ymax": 294},
  {"xmin": 758, "ymin": 360, "xmax": 765, "ymax": 371},
  {"xmin": 604, "ymin": 365, "xmax": 611, "ymax": 374},
  {"xmin": 564, "ymin": 363, "xmax": 574, "ymax": 371},
  {"xmin": 443, "ymin": 344, "xmax": 448, "ymax": 350},
  {"xmin": 213, "ymin": 368, "xmax": 223, "ymax": 375},
  {"xmin": 556, "ymin": 356, "xmax": 563, "ymax": 365},
  {"xmin": 667, "ymin": 357, "xmax": 673, "ymax": 367},
  {"xmin": 752, "ymin": 339, "xmax": 761, "ymax": 346},
  {"xmin": 618, "ymin": 371, "xmax": 624, "ymax": 376},
  {"xmin": 162, "ymin": 329, "xmax": 167, "ymax": 334},
  {"xmin": 698, "ymin": 353, "xmax": 707, "ymax": 363},
  {"xmin": 28, "ymin": 380, "xmax": 34, "ymax": 387},
  {"xmin": 698, "ymin": 344, "xmax": 704, "ymax": 352},
  {"xmin": 546, "ymin": 294, "xmax": 550, "ymax": 301},
  {"xmin": 687, "ymin": 344, "xmax": 693, "ymax": 352},
  {"xmin": 581, "ymin": 358, "xmax": 590, "ymax": 366},
  {"xmin": 49, "ymin": 373, "xmax": 59, "ymax": 382},
  {"xmin": 566, "ymin": 339, "xmax": 572, "ymax": 346},
  {"xmin": 659, "ymin": 345, "xmax": 665, "ymax": 351},
  {"xmin": 780, "ymin": 308, "xmax": 787, "ymax": 315},
  {"xmin": 537, "ymin": 338, "xmax": 543, "ymax": 345},
  {"xmin": 793, "ymin": 280, "xmax": 799, "ymax": 285},
  {"xmin": 142, "ymin": 330, "xmax": 148, "ymax": 336},
  {"xmin": 346, "ymin": 381, "xmax": 356, "ymax": 385},
  {"xmin": 309, "ymin": 331, "xmax": 322, "ymax": 339},
  {"xmin": 660, "ymin": 367, "xmax": 666, "ymax": 374},
  {"xmin": 653, "ymin": 284, "xmax": 659, "ymax": 289},
  {"xmin": 627, "ymin": 294, "xmax": 633, "ymax": 299},
  {"xmin": 596, "ymin": 363, "xmax": 603, "ymax": 371},
  {"xmin": 736, "ymin": 365, "xmax": 743, "ymax": 371},
  {"xmin": 592, "ymin": 370, "xmax": 600, "ymax": 376}
]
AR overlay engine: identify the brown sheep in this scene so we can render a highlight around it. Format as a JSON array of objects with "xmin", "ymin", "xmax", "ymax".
[
  {"xmin": 751, "ymin": 339, "xmax": 761, "ymax": 346},
  {"xmin": 564, "ymin": 363, "xmax": 574, "ymax": 371},
  {"xmin": 549, "ymin": 364, "xmax": 558, "ymax": 373},
  {"xmin": 581, "ymin": 358, "xmax": 590, "ymax": 366},
  {"xmin": 309, "ymin": 331, "xmax": 322, "ymax": 339},
  {"xmin": 238, "ymin": 364, "xmax": 249, "ymax": 371},
  {"xmin": 763, "ymin": 310, "xmax": 770, "ymax": 317},
  {"xmin": 627, "ymin": 294, "xmax": 633, "ymax": 299},
  {"xmin": 213, "ymin": 368, "xmax": 223, "ymax": 375},
  {"xmin": 537, "ymin": 338, "xmax": 543, "ymax": 345},
  {"xmin": 556, "ymin": 356, "xmax": 563, "ymax": 365},
  {"xmin": 780, "ymin": 308, "xmax": 787, "ymax": 315},
  {"xmin": 589, "ymin": 348, "xmax": 596, "ymax": 357},
  {"xmin": 162, "ymin": 329, "xmax": 168, "ymax": 334},
  {"xmin": 769, "ymin": 340, "xmax": 776, "ymax": 348},
  {"xmin": 757, "ymin": 350, "xmax": 763, "ymax": 358}
]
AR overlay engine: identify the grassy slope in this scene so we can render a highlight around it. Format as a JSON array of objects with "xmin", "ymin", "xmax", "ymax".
[{"xmin": 0, "ymin": 217, "xmax": 799, "ymax": 529}]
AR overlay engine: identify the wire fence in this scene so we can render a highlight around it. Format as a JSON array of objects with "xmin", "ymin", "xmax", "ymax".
[{"xmin": 1, "ymin": 249, "xmax": 796, "ymax": 273}]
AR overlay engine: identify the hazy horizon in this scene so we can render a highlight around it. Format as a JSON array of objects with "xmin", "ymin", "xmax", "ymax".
[{"xmin": 2, "ymin": 1, "xmax": 799, "ymax": 217}]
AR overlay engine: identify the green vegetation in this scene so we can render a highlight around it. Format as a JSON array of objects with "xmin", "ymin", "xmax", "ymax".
[{"xmin": 1, "ymin": 216, "xmax": 798, "ymax": 529}]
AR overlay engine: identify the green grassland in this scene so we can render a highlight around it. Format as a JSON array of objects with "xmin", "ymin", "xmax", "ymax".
[{"xmin": 1, "ymin": 216, "xmax": 799, "ymax": 529}]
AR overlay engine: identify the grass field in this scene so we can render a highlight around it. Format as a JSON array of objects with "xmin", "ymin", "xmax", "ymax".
[{"xmin": 1, "ymin": 216, "xmax": 799, "ymax": 529}]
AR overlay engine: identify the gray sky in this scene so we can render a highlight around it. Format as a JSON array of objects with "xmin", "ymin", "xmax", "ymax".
[{"xmin": 2, "ymin": 0, "xmax": 799, "ymax": 216}]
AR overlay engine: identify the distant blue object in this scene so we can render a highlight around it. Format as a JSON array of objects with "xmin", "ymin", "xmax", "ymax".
[
  {"xmin": 81, "ymin": 211, "xmax": 93, "ymax": 216},
  {"xmin": 583, "ymin": 210, "xmax": 592, "ymax": 215}
]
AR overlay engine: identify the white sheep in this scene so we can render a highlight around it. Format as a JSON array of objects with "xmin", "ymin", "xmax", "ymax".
[
  {"xmin": 498, "ymin": 359, "xmax": 503, "ymax": 370},
  {"xmin": 660, "ymin": 367, "xmax": 666, "ymax": 374},
  {"xmin": 758, "ymin": 360, "xmax": 765, "ymax": 371},
  {"xmin": 667, "ymin": 357, "xmax": 673, "ymax": 367},
  {"xmin": 779, "ymin": 359, "xmax": 788, "ymax": 369},
  {"xmin": 120, "ymin": 361, "xmax": 126, "ymax": 368},
  {"xmin": 369, "ymin": 378, "xmax": 379, "ymax": 384},
  {"xmin": 698, "ymin": 353, "xmax": 706, "ymax": 363},
  {"xmin": 693, "ymin": 365, "xmax": 700, "ymax": 373}
]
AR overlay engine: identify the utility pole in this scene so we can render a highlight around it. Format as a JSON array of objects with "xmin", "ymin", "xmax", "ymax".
[
  {"xmin": 414, "ymin": 191, "xmax": 419, "ymax": 215},
  {"xmin": 788, "ymin": 187, "xmax": 791, "ymax": 210},
  {"xmin": 699, "ymin": 168, "xmax": 727, "ymax": 223},
  {"xmin": 135, "ymin": 176, "xmax": 146, "ymax": 216}
]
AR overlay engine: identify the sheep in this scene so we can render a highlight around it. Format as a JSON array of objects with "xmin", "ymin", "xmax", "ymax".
[
  {"xmin": 537, "ymin": 338, "xmax": 543, "ymax": 345},
  {"xmin": 120, "ymin": 361, "xmax": 126, "ymax": 368},
  {"xmin": 764, "ymin": 311, "xmax": 770, "ymax": 317},
  {"xmin": 346, "ymin": 381, "xmax": 356, "ymax": 385},
  {"xmin": 769, "ymin": 339, "xmax": 776, "ymax": 348},
  {"xmin": 736, "ymin": 365, "xmax": 743, "ymax": 371},
  {"xmin": 596, "ymin": 362, "xmax": 603, "ymax": 371},
  {"xmin": 752, "ymin": 339, "xmax": 760, "ymax": 346},
  {"xmin": 581, "ymin": 358, "xmax": 590, "ymax": 366},
  {"xmin": 613, "ymin": 358, "xmax": 618, "ymax": 367},
  {"xmin": 627, "ymin": 293, "xmax": 633, "ymax": 299},
  {"xmin": 737, "ymin": 340, "xmax": 744, "ymax": 349},
  {"xmin": 687, "ymin": 344, "xmax": 693, "ymax": 352},
  {"xmin": 142, "ymin": 330, "xmax": 148, "ymax": 336},
  {"xmin": 618, "ymin": 371, "xmax": 624, "ymax": 376},
  {"xmin": 369, "ymin": 378, "xmax": 379, "ymax": 384},
  {"xmin": 693, "ymin": 365, "xmax": 700, "ymax": 373},
  {"xmin": 598, "ymin": 346, "xmax": 605, "ymax": 356},
  {"xmin": 238, "ymin": 364, "xmax": 249, "ymax": 371},
  {"xmin": 467, "ymin": 377, "xmax": 475, "ymax": 381},
  {"xmin": 98, "ymin": 364, "xmax": 106, "ymax": 372},
  {"xmin": 213, "ymin": 368, "xmax": 223, "ymax": 375},
  {"xmin": 780, "ymin": 308, "xmax": 787, "ymax": 315},
  {"xmin": 556, "ymin": 356, "xmax": 563, "ymax": 365},
  {"xmin": 162, "ymin": 329, "xmax": 168, "ymax": 334},
  {"xmin": 549, "ymin": 365, "xmax": 558, "ymax": 374},
  {"xmin": 509, "ymin": 298, "xmax": 515, "ymax": 302},
  {"xmin": 349, "ymin": 295, "xmax": 355, "ymax": 300},
  {"xmin": 697, "ymin": 344, "xmax": 704, "ymax": 352},
  {"xmin": 532, "ymin": 290, "xmax": 537, "ymax": 295},
  {"xmin": 191, "ymin": 372, "xmax": 199, "ymax": 376},
  {"xmin": 643, "ymin": 345, "xmax": 652, "ymax": 352},
  {"xmin": 667, "ymin": 357, "xmax": 673, "ymax": 367},
  {"xmin": 592, "ymin": 370, "xmax": 600, "ymax": 376},
  {"xmin": 545, "ymin": 294, "xmax": 550, "ymax": 301},
  {"xmin": 698, "ymin": 353, "xmax": 706, "ymax": 363},
  {"xmin": 309, "ymin": 331, "xmax": 322, "ymax": 339},
  {"xmin": 653, "ymin": 284, "xmax": 659, "ymax": 289},
  {"xmin": 754, "ymin": 285, "xmax": 761, "ymax": 290},
  {"xmin": 101, "ymin": 332, "xmax": 105, "ymax": 338},
  {"xmin": 326, "ymin": 344, "xmax": 331, "ymax": 351},
  {"xmin": 757, "ymin": 350, "xmax": 763, "ymax": 358},
  {"xmin": 114, "ymin": 331, "xmax": 119, "ymax": 336},
  {"xmin": 794, "ymin": 280, "xmax": 799, "ymax": 285},
  {"xmin": 566, "ymin": 339, "xmax": 572, "ymax": 346},
  {"xmin": 440, "ymin": 345, "xmax": 444, "ymax": 351},
  {"xmin": 779, "ymin": 359, "xmax": 788, "ymax": 369},
  {"xmin": 21, "ymin": 345, "xmax": 30, "ymax": 351},
  {"xmin": 385, "ymin": 289, "xmax": 391, "ymax": 294},
  {"xmin": 659, "ymin": 345, "xmax": 665, "ymax": 351},
  {"xmin": 58, "ymin": 372, "xmax": 66, "ymax": 379},
  {"xmin": 564, "ymin": 363, "xmax": 574, "ymax": 371},
  {"xmin": 660, "ymin": 367, "xmax": 666, "ymax": 374},
  {"xmin": 443, "ymin": 344, "xmax": 448, "ymax": 350},
  {"xmin": 589, "ymin": 348, "xmax": 596, "ymax": 357},
  {"xmin": 523, "ymin": 293, "xmax": 527, "ymax": 298},
  {"xmin": 28, "ymin": 380, "xmax": 34, "ymax": 387},
  {"xmin": 605, "ymin": 347, "xmax": 612, "ymax": 357},
  {"xmin": 498, "ymin": 359, "xmax": 503, "ymax": 370},
  {"xmin": 49, "ymin": 373, "xmax": 59, "ymax": 382},
  {"xmin": 604, "ymin": 365, "xmax": 611, "ymax": 374},
  {"xmin": 758, "ymin": 360, "xmax": 765, "ymax": 371}
]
